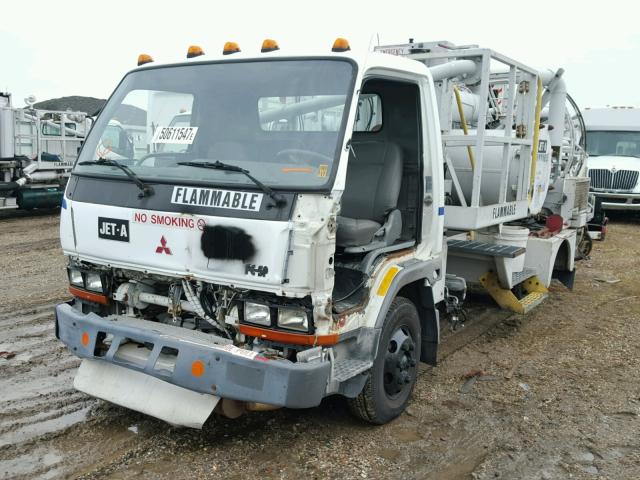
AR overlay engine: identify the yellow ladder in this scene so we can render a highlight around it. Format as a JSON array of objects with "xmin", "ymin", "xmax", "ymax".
[{"xmin": 479, "ymin": 271, "xmax": 548, "ymax": 314}]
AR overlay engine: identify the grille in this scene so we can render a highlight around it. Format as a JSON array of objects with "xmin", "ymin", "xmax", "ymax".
[
  {"xmin": 588, "ymin": 169, "xmax": 612, "ymax": 189},
  {"xmin": 613, "ymin": 170, "xmax": 639, "ymax": 190},
  {"xmin": 589, "ymin": 169, "xmax": 639, "ymax": 190},
  {"xmin": 573, "ymin": 178, "xmax": 590, "ymax": 211}
]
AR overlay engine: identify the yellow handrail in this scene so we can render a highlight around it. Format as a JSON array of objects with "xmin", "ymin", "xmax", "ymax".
[
  {"xmin": 529, "ymin": 76, "xmax": 544, "ymax": 203},
  {"xmin": 453, "ymin": 85, "xmax": 475, "ymax": 171}
]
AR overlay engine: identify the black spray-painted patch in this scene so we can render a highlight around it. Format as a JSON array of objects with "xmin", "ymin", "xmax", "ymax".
[{"xmin": 201, "ymin": 225, "xmax": 256, "ymax": 261}]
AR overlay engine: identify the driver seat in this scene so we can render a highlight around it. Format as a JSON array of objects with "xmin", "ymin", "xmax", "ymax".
[{"xmin": 337, "ymin": 141, "xmax": 403, "ymax": 252}]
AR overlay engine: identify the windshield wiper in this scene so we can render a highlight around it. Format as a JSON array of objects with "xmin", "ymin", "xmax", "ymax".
[
  {"xmin": 78, "ymin": 158, "xmax": 154, "ymax": 198},
  {"xmin": 177, "ymin": 160, "xmax": 286, "ymax": 207}
]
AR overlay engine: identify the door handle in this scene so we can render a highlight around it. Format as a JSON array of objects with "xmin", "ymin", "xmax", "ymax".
[{"xmin": 424, "ymin": 194, "xmax": 433, "ymax": 206}]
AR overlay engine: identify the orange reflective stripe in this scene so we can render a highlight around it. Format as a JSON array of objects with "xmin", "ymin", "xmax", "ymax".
[
  {"xmin": 239, "ymin": 324, "xmax": 338, "ymax": 346},
  {"xmin": 69, "ymin": 286, "xmax": 109, "ymax": 305}
]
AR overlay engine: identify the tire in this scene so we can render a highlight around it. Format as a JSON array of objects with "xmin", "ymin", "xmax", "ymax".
[
  {"xmin": 348, "ymin": 296, "xmax": 421, "ymax": 424},
  {"xmin": 577, "ymin": 227, "xmax": 593, "ymax": 258}
]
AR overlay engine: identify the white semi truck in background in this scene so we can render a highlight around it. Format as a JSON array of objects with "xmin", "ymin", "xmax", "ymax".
[
  {"xmin": 584, "ymin": 107, "xmax": 640, "ymax": 212},
  {"xmin": 55, "ymin": 38, "xmax": 592, "ymax": 428},
  {"xmin": 0, "ymin": 92, "xmax": 91, "ymax": 210}
]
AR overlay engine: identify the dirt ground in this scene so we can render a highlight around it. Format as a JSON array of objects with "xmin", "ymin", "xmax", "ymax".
[{"xmin": 1, "ymin": 212, "xmax": 639, "ymax": 480}]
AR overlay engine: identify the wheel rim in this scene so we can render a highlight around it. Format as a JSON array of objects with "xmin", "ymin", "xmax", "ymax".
[{"xmin": 382, "ymin": 325, "xmax": 417, "ymax": 398}]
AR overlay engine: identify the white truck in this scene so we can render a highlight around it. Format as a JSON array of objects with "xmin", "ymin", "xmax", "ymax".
[
  {"xmin": 0, "ymin": 93, "xmax": 91, "ymax": 210},
  {"xmin": 55, "ymin": 39, "xmax": 591, "ymax": 428},
  {"xmin": 583, "ymin": 106, "xmax": 640, "ymax": 211}
]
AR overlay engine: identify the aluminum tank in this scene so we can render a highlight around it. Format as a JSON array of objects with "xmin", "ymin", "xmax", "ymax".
[
  {"xmin": 446, "ymin": 127, "xmax": 552, "ymax": 214},
  {"xmin": 0, "ymin": 108, "xmax": 15, "ymax": 159}
]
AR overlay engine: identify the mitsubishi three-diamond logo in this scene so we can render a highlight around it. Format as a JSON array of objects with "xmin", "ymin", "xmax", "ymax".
[{"xmin": 155, "ymin": 236, "xmax": 172, "ymax": 255}]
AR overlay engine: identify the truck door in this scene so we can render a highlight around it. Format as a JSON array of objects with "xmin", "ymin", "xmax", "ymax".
[{"xmin": 346, "ymin": 72, "xmax": 442, "ymax": 258}]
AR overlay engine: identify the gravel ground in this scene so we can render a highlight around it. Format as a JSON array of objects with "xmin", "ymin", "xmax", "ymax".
[
  {"xmin": 0, "ymin": 212, "xmax": 68, "ymax": 310},
  {"xmin": 0, "ymin": 212, "xmax": 639, "ymax": 479}
]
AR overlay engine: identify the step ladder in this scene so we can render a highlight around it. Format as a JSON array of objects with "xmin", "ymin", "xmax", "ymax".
[{"xmin": 479, "ymin": 271, "xmax": 549, "ymax": 314}]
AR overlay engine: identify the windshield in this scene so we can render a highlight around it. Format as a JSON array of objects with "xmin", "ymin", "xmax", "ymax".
[
  {"xmin": 587, "ymin": 130, "xmax": 640, "ymax": 158},
  {"xmin": 75, "ymin": 59, "xmax": 355, "ymax": 189}
]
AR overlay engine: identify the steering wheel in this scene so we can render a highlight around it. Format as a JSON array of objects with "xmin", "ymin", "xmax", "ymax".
[{"xmin": 275, "ymin": 149, "xmax": 332, "ymax": 166}]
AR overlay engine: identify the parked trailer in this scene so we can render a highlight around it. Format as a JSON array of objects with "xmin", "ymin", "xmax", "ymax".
[
  {"xmin": 55, "ymin": 39, "xmax": 591, "ymax": 428},
  {"xmin": 0, "ymin": 93, "xmax": 91, "ymax": 210}
]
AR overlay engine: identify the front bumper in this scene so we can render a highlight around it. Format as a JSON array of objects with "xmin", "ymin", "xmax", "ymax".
[
  {"xmin": 55, "ymin": 302, "xmax": 331, "ymax": 408},
  {"xmin": 591, "ymin": 191, "xmax": 640, "ymax": 210}
]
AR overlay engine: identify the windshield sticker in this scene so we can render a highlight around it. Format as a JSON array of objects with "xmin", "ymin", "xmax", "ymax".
[
  {"xmin": 172, "ymin": 186, "xmax": 263, "ymax": 211},
  {"xmin": 281, "ymin": 167, "xmax": 313, "ymax": 173},
  {"xmin": 318, "ymin": 164, "xmax": 328, "ymax": 177},
  {"xmin": 152, "ymin": 126, "xmax": 198, "ymax": 144}
]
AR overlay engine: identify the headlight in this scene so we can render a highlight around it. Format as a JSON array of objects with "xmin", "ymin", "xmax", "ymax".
[
  {"xmin": 85, "ymin": 272, "xmax": 103, "ymax": 292},
  {"xmin": 277, "ymin": 307, "xmax": 309, "ymax": 332},
  {"xmin": 69, "ymin": 269, "xmax": 84, "ymax": 287},
  {"xmin": 244, "ymin": 302, "xmax": 271, "ymax": 326}
]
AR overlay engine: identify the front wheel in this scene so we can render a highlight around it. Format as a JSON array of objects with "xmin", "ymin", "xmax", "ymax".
[{"xmin": 348, "ymin": 296, "xmax": 421, "ymax": 424}]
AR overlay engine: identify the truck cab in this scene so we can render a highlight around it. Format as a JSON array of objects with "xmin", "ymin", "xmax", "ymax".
[
  {"xmin": 56, "ymin": 40, "xmax": 445, "ymax": 427},
  {"xmin": 583, "ymin": 107, "xmax": 640, "ymax": 211}
]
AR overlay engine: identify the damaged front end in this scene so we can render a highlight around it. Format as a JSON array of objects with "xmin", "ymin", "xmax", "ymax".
[
  {"xmin": 56, "ymin": 300, "xmax": 332, "ymax": 428},
  {"xmin": 57, "ymin": 242, "xmax": 377, "ymax": 428}
]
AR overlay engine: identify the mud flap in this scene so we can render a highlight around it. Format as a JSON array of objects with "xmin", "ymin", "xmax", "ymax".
[
  {"xmin": 74, "ymin": 359, "xmax": 219, "ymax": 429},
  {"xmin": 552, "ymin": 268, "xmax": 575, "ymax": 290}
]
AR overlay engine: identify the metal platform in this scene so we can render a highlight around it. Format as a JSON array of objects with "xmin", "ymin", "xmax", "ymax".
[
  {"xmin": 511, "ymin": 267, "xmax": 537, "ymax": 285},
  {"xmin": 518, "ymin": 291, "xmax": 548, "ymax": 314},
  {"xmin": 447, "ymin": 239, "xmax": 525, "ymax": 258},
  {"xmin": 332, "ymin": 359, "xmax": 372, "ymax": 382}
]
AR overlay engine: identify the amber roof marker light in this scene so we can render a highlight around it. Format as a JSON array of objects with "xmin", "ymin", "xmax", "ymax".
[
  {"xmin": 261, "ymin": 39, "xmax": 280, "ymax": 53},
  {"xmin": 331, "ymin": 38, "xmax": 351, "ymax": 52},
  {"xmin": 223, "ymin": 41, "xmax": 241, "ymax": 55},
  {"xmin": 187, "ymin": 45, "xmax": 205, "ymax": 59},
  {"xmin": 137, "ymin": 54, "xmax": 154, "ymax": 66}
]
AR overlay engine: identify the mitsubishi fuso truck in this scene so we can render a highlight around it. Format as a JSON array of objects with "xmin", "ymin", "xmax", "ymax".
[{"xmin": 55, "ymin": 39, "xmax": 591, "ymax": 428}]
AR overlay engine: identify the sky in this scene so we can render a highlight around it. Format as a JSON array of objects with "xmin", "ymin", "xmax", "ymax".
[{"xmin": 1, "ymin": 0, "xmax": 639, "ymax": 110}]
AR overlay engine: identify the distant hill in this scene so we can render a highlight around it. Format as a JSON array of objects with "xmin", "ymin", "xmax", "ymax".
[
  {"xmin": 34, "ymin": 96, "xmax": 146, "ymax": 125},
  {"xmin": 113, "ymin": 104, "xmax": 146, "ymax": 126},
  {"xmin": 34, "ymin": 96, "xmax": 105, "ymax": 116}
]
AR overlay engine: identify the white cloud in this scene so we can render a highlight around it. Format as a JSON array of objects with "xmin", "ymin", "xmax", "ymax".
[{"xmin": 1, "ymin": 0, "xmax": 639, "ymax": 108}]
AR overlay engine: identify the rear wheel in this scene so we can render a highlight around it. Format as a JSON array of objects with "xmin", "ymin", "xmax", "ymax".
[
  {"xmin": 577, "ymin": 226, "xmax": 593, "ymax": 259},
  {"xmin": 348, "ymin": 296, "xmax": 421, "ymax": 424}
]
